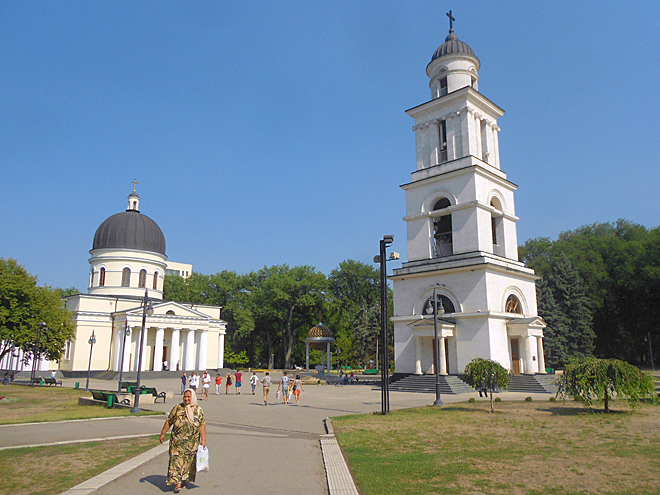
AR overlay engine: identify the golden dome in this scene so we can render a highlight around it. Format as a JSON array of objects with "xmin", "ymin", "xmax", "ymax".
[{"xmin": 308, "ymin": 322, "xmax": 333, "ymax": 339}]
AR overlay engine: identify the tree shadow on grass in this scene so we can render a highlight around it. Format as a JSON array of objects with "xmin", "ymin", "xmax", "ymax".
[{"xmin": 538, "ymin": 406, "xmax": 631, "ymax": 416}]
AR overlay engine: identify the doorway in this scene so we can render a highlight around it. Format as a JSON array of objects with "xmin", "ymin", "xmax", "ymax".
[{"xmin": 511, "ymin": 339, "xmax": 520, "ymax": 375}]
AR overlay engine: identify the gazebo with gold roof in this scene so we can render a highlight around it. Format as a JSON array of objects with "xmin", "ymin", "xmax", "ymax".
[{"xmin": 305, "ymin": 322, "xmax": 335, "ymax": 375}]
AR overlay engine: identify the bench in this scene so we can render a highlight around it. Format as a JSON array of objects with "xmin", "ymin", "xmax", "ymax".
[
  {"xmin": 90, "ymin": 390, "xmax": 131, "ymax": 407},
  {"xmin": 31, "ymin": 377, "xmax": 43, "ymax": 385},
  {"xmin": 363, "ymin": 369, "xmax": 379, "ymax": 375},
  {"xmin": 139, "ymin": 386, "xmax": 167, "ymax": 403},
  {"xmin": 44, "ymin": 377, "xmax": 63, "ymax": 387}
]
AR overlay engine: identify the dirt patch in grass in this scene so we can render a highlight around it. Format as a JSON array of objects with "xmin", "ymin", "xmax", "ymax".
[
  {"xmin": 0, "ymin": 384, "xmax": 162, "ymax": 424},
  {"xmin": 0, "ymin": 435, "xmax": 161, "ymax": 495},
  {"xmin": 333, "ymin": 400, "xmax": 660, "ymax": 495}
]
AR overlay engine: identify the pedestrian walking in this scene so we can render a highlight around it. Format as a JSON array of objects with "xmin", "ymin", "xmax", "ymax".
[
  {"xmin": 278, "ymin": 371, "xmax": 290, "ymax": 404},
  {"xmin": 180, "ymin": 372, "xmax": 187, "ymax": 395},
  {"xmin": 261, "ymin": 372, "xmax": 272, "ymax": 406},
  {"xmin": 234, "ymin": 370, "xmax": 243, "ymax": 395},
  {"xmin": 225, "ymin": 372, "xmax": 232, "ymax": 394},
  {"xmin": 292, "ymin": 374, "xmax": 305, "ymax": 404},
  {"xmin": 215, "ymin": 373, "xmax": 222, "ymax": 395},
  {"xmin": 250, "ymin": 372, "xmax": 258, "ymax": 395},
  {"xmin": 159, "ymin": 389, "xmax": 206, "ymax": 493},
  {"xmin": 201, "ymin": 371, "xmax": 211, "ymax": 400},
  {"xmin": 3, "ymin": 372, "xmax": 8, "ymax": 386},
  {"xmin": 190, "ymin": 373, "xmax": 199, "ymax": 395}
]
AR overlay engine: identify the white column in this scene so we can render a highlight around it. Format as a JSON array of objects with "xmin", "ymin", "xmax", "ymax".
[
  {"xmin": 122, "ymin": 329, "xmax": 132, "ymax": 372},
  {"xmin": 493, "ymin": 126, "xmax": 501, "ymax": 169},
  {"xmin": 140, "ymin": 327, "xmax": 149, "ymax": 371},
  {"xmin": 537, "ymin": 337, "xmax": 547, "ymax": 374},
  {"xmin": 217, "ymin": 332, "xmax": 225, "ymax": 369},
  {"xmin": 414, "ymin": 337, "xmax": 422, "ymax": 375},
  {"xmin": 414, "ymin": 126, "xmax": 424, "ymax": 170},
  {"xmin": 420, "ymin": 124, "xmax": 430, "ymax": 169},
  {"xmin": 153, "ymin": 328, "xmax": 165, "ymax": 371},
  {"xmin": 524, "ymin": 335, "xmax": 536, "ymax": 374},
  {"xmin": 171, "ymin": 328, "xmax": 181, "ymax": 371},
  {"xmin": 114, "ymin": 327, "xmax": 124, "ymax": 371},
  {"xmin": 133, "ymin": 327, "xmax": 141, "ymax": 371},
  {"xmin": 185, "ymin": 329, "xmax": 195, "ymax": 371},
  {"xmin": 198, "ymin": 330, "xmax": 208, "ymax": 371},
  {"xmin": 305, "ymin": 343, "xmax": 310, "ymax": 374},
  {"xmin": 439, "ymin": 337, "xmax": 448, "ymax": 375}
]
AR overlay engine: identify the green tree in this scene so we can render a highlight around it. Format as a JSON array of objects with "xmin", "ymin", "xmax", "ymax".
[
  {"xmin": 556, "ymin": 357, "xmax": 659, "ymax": 412},
  {"xmin": 536, "ymin": 278, "xmax": 569, "ymax": 367},
  {"xmin": 463, "ymin": 358, "xmax": 511, "ymax": 413},
  {"xmin": 0, "ymin": 258, "xmax": 75, "ymax": 363}
]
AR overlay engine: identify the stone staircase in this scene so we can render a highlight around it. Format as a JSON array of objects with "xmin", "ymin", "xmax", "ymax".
[
  {"xmin": 388, "ymin": 373, "xmax": 474, "ymax": 395},
  {"xmin": 507, "ymin": 373, "xmax": 558, "ymax": 394}
]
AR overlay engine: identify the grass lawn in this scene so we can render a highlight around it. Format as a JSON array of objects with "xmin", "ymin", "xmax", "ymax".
[
  {"xmin": 0, "ymin": 384, "xmax": 163, "ymax": 424},
  {"xmin": 333, "ymin": 400, "xmax": 660, "ymax": 495},
  {"xmin": 0, "ymin": 435, "xmax": 163, "ymax": 495}
]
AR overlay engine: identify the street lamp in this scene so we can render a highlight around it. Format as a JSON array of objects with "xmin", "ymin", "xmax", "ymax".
[
  {"xmin": 84, "ymin": 330, "xmax": 97, "ymax": 391},
  {"xmin": 644, "ymin": 332, "xmax": 655, "ymax": 371},
  {"xmin": 30, "ymin": 322, "xmax": 47, "ymax": 388},
  {"xmin": 425, "ymin": 287, "xmax": 445, "ymax": 406},
  {"xmin": 373, "ymin": 234, "xmax": 397, "ymax": 415},
  {"xmin": 132, "ymin": 289, "xmax": 154, "ymax": 413},
  {"xmin": 117, "ymin": 321, "xmax": 132, "ymax": 394}
]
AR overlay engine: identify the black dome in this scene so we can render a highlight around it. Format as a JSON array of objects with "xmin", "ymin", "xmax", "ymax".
[
  {"xmin": 431, "ymin": 30, "xmax": 476, "ymax": 62},
  {"xmin": 92, "ymin": 210, "xmax": 166, "ymax": 255}
]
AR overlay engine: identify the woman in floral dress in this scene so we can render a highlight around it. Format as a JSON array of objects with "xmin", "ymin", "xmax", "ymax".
[{"xmin": 160, "ymin": 389, "xmax": 207, "ymax": 493}]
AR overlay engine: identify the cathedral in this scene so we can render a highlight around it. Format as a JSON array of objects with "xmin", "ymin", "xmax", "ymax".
[
  {"xmin": 55, "ymin": 185, "xmax": 227, "ymax": 374},
  {"xmin": 391, "ymin": 19, "xmax": 547, "ymax": 376}
]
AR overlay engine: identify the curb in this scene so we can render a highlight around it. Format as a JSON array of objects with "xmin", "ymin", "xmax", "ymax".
[
  {"xmin": 59, "ymin": 443, "xmax": 168, "ymax": 495},
  {"xmin": 320, "ymin": 417, "xmax": 359, "ymax": 495}
]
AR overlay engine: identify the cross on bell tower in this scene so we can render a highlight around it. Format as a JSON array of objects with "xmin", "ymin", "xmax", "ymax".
[{"xmin": 446, "ymin": 10, "xmax": 455, "ymax": 31}]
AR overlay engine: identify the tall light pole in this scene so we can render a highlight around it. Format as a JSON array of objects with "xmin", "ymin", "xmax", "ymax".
[
  {"xmin": 132, "ymin": 289, "xmax": 154, "ymax": 413},
  {"xmin": 30, "ymin": 322, "xmax": 47, "ymax": 388},
  {"xmin": 84, "ymin": 330, "xmax": 97, "ymax": 391},
  {"xmin": 645, "ymin": 332, "xmax": 655, "ymax": 371},
  {"xmin": 374, "ymin": 235, "xmax": 398, "ymax": 415},
  {"xmin": 425, "ymin": 288, "xmax": 445, "ymax": 406},
  {"xmin": 117, "ymin": 320, "xmax": 131, "ymax": 394}
]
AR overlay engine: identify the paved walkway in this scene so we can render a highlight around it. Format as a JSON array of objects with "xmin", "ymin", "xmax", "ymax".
[{"xmin": 2, "ymin": 374, "xmax": 555, "ymax": 494}]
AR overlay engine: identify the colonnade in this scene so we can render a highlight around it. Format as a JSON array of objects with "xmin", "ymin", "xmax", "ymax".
[{"xmin": 113, "ymin": 326, "xmax": 225, "ymax": 372}]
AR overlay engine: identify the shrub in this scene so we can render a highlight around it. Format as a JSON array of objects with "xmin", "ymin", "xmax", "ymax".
[
  {"xmin": 549, "ymin": 397, "xmax": 556, "ymax": 402},
  {"xmin": 494, "ymin": 397, "xmax": 502, "ymax": 402},
  {"xmin": 525, "ymin": 396, "xmax": 533, "ymax": 402},
  {"xmin": 468, "ymin": 397, "xmax": 476, "ymax": 403}
]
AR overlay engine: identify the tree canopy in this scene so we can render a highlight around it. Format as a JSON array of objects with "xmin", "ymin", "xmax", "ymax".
[
  {"xmin": 463, "ymin": 357, "xmax": 511, "ymax": 413},
  {"xmin": 0, "ymin": 258, "xmax": 75, "ymax": 363},
  {"xmin": 520, "ymin": 220, "xmax": 660, "ymax": 366},
  {"xmin": 556, "ymin": 357, "xmax": 659, "ymax": 412}
]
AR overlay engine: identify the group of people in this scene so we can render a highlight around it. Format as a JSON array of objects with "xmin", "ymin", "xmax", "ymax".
[{"xmin": 160, "ymin": 369, "xmax": 306, "ymax": 491}]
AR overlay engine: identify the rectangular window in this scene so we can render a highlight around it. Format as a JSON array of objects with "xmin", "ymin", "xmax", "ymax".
[
  {"xmin": 439, "ymin": 120, "xmax": 448, "ymax": 163},
  {"xmin": 439, "ymin": 77, "xmax": 447, "ymax": 97}
]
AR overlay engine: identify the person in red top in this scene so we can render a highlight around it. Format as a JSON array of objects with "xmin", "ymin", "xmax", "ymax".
[
  {"xmin": 234, "ymin": 370, "xmax": 243, "ymax": 395},
  {"xmin": 214, "ymin": 374, "xmax": 222, "ymax": 395}
]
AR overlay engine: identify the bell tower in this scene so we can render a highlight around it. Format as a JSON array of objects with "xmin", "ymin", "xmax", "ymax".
[{"xmin": 391, "ymin": 13, "xmax": 546, "ymax": 377}]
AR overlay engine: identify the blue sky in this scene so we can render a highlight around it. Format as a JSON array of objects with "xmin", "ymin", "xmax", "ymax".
[{"xmin": 2, "ymin": 1, "xmax": 659, "ymax": 291}]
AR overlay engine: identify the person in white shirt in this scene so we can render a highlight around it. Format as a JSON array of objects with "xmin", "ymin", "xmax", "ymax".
[
  {"xmin": 249, "ymin": 372, "xmax": 259, "ymax": 395},
  {"xmin": 201, "ymin": 371, "xmax": 211, "ymax": 400}
]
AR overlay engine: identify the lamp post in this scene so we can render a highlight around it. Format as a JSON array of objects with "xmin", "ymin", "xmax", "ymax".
[
  {"xmin": 645, "ymin": 332, "xmax": 655, "ymax": 371},
  {"xmin": 373, "ymin": 235, "xmax": 398, "ymax": 415},
  {"xmin": 425, "ymin": 288, "xmax": 445, "ymax": 406},
  {"xmin": 132, "ymin": 289, "xmax": 154, "ymax": 413},
  {"xmin": 30, "ymin": 322, "xmax": 47, "ymax": 388},
  {"xmin": 84, "ymin": 330, "xmax": 97, "ymax": 391},
  {"xmin": 117, "ymin": 321, "xmax": 131, "ymax": 394}
]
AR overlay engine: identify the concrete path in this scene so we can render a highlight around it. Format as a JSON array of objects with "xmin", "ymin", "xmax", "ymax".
[{"xmin": 2, "ymin": 374, "xmax": 556, "ymax": 494}]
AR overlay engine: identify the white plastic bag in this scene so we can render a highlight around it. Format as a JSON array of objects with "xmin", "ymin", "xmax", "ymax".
[
  {"xmin": 288, "ymin": 390, "xmax": 293, "ymax": 401},
  {"xmin": 196, "ymin": 445, "xmax": 209, "ymax": 473},
  {"xmin": 276, "ymin": 389, "xmax": 280, "ymax": 399}
]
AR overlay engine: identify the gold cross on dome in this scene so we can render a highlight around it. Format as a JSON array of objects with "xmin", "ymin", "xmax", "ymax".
[{"xmin": 131, "ymin": 179, "xmax": 139, "ymax": 193}]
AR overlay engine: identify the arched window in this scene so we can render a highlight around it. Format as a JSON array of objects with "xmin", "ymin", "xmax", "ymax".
[
  {"xmin": 138, "ymin": 269, "xmax": 147, "ymax": 288},
  {"xmin": 433, "ymin": 198, "xmax": 453, "ymax": 258},
  {"xmin": 423, "ymin": 294, "xmax": 457, "ymax": 315},
  {"xmin": 121, "ymin": 268, "xmax": 131, "ymax": 287},
  {"xmin": 166, "ymin": 310, "xmax": 175, "ymax": 316},
  {"xmin": 505, "ymin": 295, "xmax": 523, "ymax": 314},
  {"xmin": 153, "ymin": 271, "xmax": 159, "ymax": 290},
  {"xmin": 99, "ymin": 267, "xmax": 106, "ymax": 287}
]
